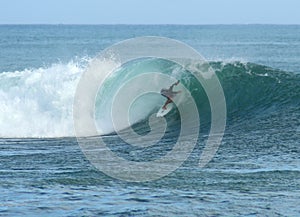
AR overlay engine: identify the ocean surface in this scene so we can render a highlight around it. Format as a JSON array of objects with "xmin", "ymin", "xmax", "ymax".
[{"xmin": 0, "ymin": 25, "xmax": 300, "ymax": 216}]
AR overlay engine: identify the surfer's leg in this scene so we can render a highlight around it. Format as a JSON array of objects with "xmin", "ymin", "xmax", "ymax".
[{"xmin": 163, "ymin": 98, "xmax": 172, "ymax": 109}]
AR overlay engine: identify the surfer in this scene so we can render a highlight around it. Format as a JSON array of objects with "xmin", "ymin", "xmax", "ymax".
[{"xmin": 160, "ymin": 80, "xmax": 181, "ymax": 110}]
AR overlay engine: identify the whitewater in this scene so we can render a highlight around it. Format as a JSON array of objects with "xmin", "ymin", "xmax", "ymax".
[{"xmin": 0, "ymin": 61, "xmax": 83, "ymax": 137}]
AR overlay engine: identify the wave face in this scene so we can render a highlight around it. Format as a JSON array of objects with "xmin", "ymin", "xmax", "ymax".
[
  {"xmin": 212, "ymin": 61, "xmax": 300, "ymax": 114},
  {"xmin": 0, "ymin": 58, "xmax": 299, "ymax": 138}
]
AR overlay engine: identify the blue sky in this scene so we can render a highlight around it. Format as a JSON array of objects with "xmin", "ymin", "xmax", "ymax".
[{"xmin": 1, "ymin": 0, "xmax": 300, "ymax": 24}]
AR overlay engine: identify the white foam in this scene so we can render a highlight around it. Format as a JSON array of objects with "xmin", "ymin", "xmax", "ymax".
[{"xmin": 0, "ymin": 60, "xmax": 88, "ymax": 138}]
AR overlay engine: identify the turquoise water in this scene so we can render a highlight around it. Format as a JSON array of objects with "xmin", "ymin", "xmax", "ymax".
[{"xmin": 0, "ymin": 25, "xmax": 300, "ymax": 216}]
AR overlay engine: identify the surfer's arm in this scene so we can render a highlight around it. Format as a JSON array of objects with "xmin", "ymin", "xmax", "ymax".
[{"xmin": 169, "ymin": 80, "xmax": 180, "ymax": 91}]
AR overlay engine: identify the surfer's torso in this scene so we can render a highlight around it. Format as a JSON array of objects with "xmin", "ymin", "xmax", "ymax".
[{"xmin": 160, "ymin": 88, "xmax": 176, "ymax": 99}]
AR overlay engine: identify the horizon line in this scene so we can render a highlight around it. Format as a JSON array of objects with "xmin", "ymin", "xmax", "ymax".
[{"xmin": 1, "ymin": 23, "xmax": 300, "ymax": 26}]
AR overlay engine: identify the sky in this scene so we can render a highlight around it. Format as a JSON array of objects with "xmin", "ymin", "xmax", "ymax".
[{"xmin": 1, "ymin": 0, "xmax": 300, "ymax": 25}]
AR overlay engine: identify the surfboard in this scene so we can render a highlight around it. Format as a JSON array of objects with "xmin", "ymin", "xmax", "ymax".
[{"xmin": 156, "ymin": 103, "xmax": 173, "ymax": 117}]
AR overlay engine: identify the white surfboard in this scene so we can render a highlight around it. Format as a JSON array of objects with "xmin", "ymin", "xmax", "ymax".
[{"xmin": 156, "ymin": 103, "xmax": 173, "ymax": 117}]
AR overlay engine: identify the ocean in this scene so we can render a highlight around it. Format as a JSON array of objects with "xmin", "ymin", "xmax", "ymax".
[{"xmin": 0, "ymin": 25, "xmax": 299, "ymax": 216}]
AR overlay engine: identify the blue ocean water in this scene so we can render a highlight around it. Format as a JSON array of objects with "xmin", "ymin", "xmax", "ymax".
[{"xmin": 0, "ymin": 25, "xmax": 300, "ymax": 216}]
